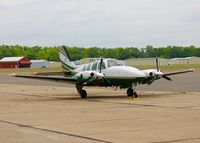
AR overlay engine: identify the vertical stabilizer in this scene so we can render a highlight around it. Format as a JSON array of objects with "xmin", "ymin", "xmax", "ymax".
[{"xmin": 59, "ymin": 46, "xmax": 77, "ymax": 71}]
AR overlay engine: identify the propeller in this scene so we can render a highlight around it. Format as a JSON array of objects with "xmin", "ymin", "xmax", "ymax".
[
  {"xmin": 99, "ymin": 58, "xmax": 103, "ymax": 73},
  {"xmin": 83, "ymin": 71, "xmax": 104, "ymax": 86},
  {"xmin": 155, "ymin": 57, "xmax": 172, "ymax": 81},
  {"xmin": 83, "ymin": 58, "xmax": 106, "ymax": 86},
  {"xmin": 162, "ymin": 75, "xmax": 172, "ymax": 81},
  {"xmin": 155, "ymin": 57, "xmax": 159, "ymax": 72},
  {"xmin": 83, "ymin": 76, "xmax": 96, "ymax": 86}
]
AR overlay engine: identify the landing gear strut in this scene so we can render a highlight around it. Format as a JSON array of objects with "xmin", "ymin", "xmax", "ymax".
[
  {"xmin": 127, "ymin": 88, "xmax": 138, "ymax": 98},
  {"xmin": 76, "ymin": 83, "xmax": 87, "ymax": 98}
]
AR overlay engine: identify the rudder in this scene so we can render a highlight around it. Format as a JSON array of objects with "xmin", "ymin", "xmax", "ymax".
[{"xmin": 59, "ymin": 46, "xmax": 77, "ymax": 71}]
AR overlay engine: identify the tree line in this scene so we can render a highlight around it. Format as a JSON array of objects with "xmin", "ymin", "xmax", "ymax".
[{"xmin": 0, "ymin": 45, "xmax": 200, "ymax": 61}]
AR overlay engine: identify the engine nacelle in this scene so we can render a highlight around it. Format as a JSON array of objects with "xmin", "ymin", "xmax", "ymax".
[
  {"xmin": 142, "ymin": 69, "xmax": 163, "ymax": 78},
  {"xmin": 149, "ymin": 72, "xmax": 154, "ymax": 76},
  {"xmin": 74, "ymin": 71, "xmax": 104, "ymax": 79},
  {"xmin": 142, "ymin": 69, "xmax": 156, "ymax": 77}
]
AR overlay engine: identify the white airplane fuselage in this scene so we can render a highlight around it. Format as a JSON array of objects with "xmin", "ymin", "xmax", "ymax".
[{"xmin": 74, "ymin": 66, "xmax": 147, "ymax": 79}]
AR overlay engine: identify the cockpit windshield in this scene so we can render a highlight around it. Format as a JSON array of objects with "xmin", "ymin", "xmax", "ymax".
[{"xmin": 107, "ymin": 60, "xmax": 123, "ymax": 67}]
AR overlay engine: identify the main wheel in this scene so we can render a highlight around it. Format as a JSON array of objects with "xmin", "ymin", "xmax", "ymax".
[
  {"xmin": 80, "ymin": 90, "xmax": 87, "ymax": 98},
  {"xmin": 127, "ymin": 88, "xmax": 133, "ymax": 97},
  {"xmin": 133, "ymin": 91, "xmax": 138, "ymax": 98}
]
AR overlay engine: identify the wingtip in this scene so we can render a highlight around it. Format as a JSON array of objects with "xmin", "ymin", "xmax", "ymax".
[
  {"xmin": 190, "ymin": 69, "xmax": 195, "ymax": 72},
  {"xmin": 10, "ymin": 73, "xmax": 16, "ymax": 77}
]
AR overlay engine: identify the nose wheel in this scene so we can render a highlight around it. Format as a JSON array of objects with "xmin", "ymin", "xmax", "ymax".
[{"xmin": 127, "ymin": 88, "xmax": 138, "ymax": 98}]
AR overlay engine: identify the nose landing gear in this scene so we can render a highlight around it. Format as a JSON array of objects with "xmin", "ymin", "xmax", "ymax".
[{"xmin": 127, "ymin": 88, "xmax": 138, "ymax": 98}]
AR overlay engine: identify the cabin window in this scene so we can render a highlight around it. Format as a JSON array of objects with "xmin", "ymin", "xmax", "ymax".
[
  {"xmin": 86, "ymin": 64, "xmax": 91, "ymax": 70},
  {"xmin": 107, "ymin": 60, "xmax": 123, "ymax": 67},
  {"xmin": 83, "ymin": 66, "xmax": 87, "ymax": 71},
  {"xmin": 91, "ymin": 62, "xmax": 98, "ymax": 70}
]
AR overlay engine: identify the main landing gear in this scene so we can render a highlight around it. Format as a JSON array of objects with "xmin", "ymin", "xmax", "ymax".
[
  {"xmin": 76, "ymin": 83, "xmax": 138, "ymax": 99},
  {"xmin": 76, "ymin": 83, "xmax": 87, "ymax": 98},
  {"xmin": 127, "ymin": 88, "xmax": 138, "ymax": 98},
  {"xmin": 80, "ymin": 89, "xmax": 87, "ymax": 98}
]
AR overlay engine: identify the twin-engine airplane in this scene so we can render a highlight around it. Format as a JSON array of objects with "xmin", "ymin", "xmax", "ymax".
[{"xmin": 13, "ymin": 47, "xmax": 194, "ymax": 98}]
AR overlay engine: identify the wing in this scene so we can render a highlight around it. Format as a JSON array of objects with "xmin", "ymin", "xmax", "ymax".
[
  {"xmin": 34, "ymin": 71, "xmax": 65, "ymax": 76},
  {"xmin": 161, "ymin": 69, "xmax": 194, "ymax": 81},
  {"xmin": 141, "ymin": 69, "xmax": 194, "ymax": 84},
  {"xmin": 164, "ymin": 69, "xmax": 194, "ymax": 76},
  {"xmin": 33, "ymin": 71, "xmax": 73, "ymax": 76},
  {"xmin": 12, "ymin": 74, "xmax": 77, "ymax": 84}
]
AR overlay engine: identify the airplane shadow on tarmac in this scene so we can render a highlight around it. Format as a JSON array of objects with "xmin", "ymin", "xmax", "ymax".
[{"xmin": 17, "ymin": 92, "xmax": 178, "ymax": 103}]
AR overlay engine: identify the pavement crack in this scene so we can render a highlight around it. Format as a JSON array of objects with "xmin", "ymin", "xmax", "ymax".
[
  {"xmin": 0, "ymin": 119, "xmax": 112, "ymax": 143},
  {"xmin": 1, "ymin": 92, "xmax": 48, "ymax": 98}
]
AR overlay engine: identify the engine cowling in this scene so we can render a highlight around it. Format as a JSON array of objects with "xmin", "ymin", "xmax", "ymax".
[
  {"xmin": 142, "ymin": 69, "xmax": 163, "ymax": 78},
  {"xmin": 74, "ymin": 71, "xmax": 104, "ymax": 79}
]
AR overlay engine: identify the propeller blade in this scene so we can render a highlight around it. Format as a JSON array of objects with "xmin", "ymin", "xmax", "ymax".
[
  {"xmin": 99, "ymin": 58, "xmax": 103, "ymax": 73},
  {"xmin": 162, "ymin": 75, "xmax": 172, "ymax": 81},
  {"xmin": 83, "ymin": 76, "xmax": 96, "ymax": 86},
  {"xmin": 83, "ymin": 72, "xmax": 105, "ymax": 86},
  {"xmin": 156, "ymin": 57, "xmax": 159, "ymax": 72}
]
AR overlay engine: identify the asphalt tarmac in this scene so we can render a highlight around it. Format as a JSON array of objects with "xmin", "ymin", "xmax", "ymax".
[{"xmin": 0, "ymin": 72, "xmax": 200, "ymax": 143}]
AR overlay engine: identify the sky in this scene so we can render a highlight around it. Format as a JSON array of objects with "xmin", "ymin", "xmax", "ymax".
[{"xmin": 0, "ymin": 0, "xmax": 200, "ymax": 48}]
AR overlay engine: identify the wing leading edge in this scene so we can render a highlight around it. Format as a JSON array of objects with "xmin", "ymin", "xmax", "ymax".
[
  {"xmin": 12, "ymin": 74, "xmax": 77, "ymax": 84},
  {"xmin": 164, "ymin": 69, "xmax": 194, "ymax": 76}
]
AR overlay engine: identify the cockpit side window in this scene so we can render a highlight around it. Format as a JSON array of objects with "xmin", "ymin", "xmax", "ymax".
[
  {"xmin": 86, "ymin": 64, "xmax": 91, "ymax": 70},
  {"xmin": 83, "ymin": 66, "xmax": 87, "ymax": 71},
  {"xmin": 98, "ymin": 61, "xmax": 106, "ymax": 70},
  {"xmin": 91, "ymin": 62, "xmax": 98, "ymax": 70},
  {"xmin": 107, "ymin": 60, "xmax": 123, "ymax": 67},
  {"xmin": 102, "ymin": 61, "xmax": 106, "ymax": 69}
]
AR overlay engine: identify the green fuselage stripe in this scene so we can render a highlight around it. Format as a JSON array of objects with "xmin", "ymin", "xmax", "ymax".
[{"xmin": 74, "ymin": 76, "xmax": 148, "ymax": 88}]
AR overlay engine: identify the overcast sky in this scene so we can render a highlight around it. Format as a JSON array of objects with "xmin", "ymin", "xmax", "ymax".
[{"xmin": 0, "ymin": 0, "xmax": 200, "ymax": 48}]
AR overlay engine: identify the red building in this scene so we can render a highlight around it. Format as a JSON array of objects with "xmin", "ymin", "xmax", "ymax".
[{"xmin": 0, "ymin": 57, "xmax": 32, "ymax": 68}]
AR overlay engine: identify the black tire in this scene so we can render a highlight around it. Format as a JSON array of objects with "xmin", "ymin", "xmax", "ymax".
[
  {"xmin": 127, "ymin": 88, "xmax": 133, "ymax": 97},
  {"xmin": 133, "ymin": 92, "xmax": 138, "ymax": 98},
  {"xmin": 80, "ymin": 90, "xmax": 87, "ymax": 98}
]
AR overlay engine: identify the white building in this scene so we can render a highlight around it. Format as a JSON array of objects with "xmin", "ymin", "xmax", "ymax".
[
  {"xmin": 169, "ymin": 57, "xmax": 200, "ymax": 65},
  {"xmin": 31, "ymin": 60, "xmax": 50, "ymax": 68},
  {"xmin": 125, "ymin": 58, "xmax": 169, "ymax": 66}
]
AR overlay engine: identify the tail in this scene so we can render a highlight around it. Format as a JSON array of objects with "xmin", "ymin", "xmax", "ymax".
[{"xmin": 59, "ymin": 46, "xmax": 77, "ymax": 71}]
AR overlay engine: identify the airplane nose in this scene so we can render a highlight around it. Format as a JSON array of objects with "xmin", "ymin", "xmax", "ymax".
[{"xmin": 135, "ymin": 71, "xmax": 147, "ymax": 77}]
